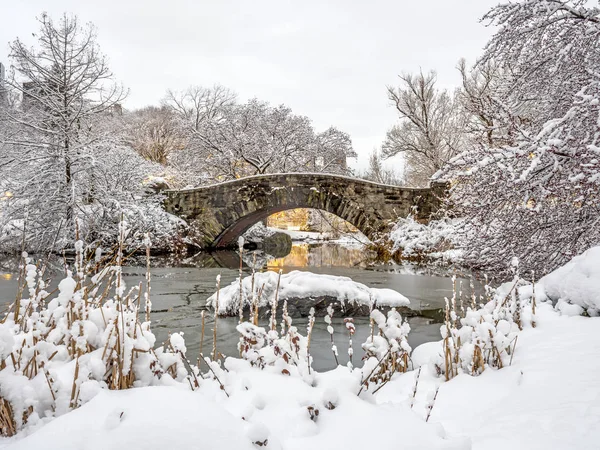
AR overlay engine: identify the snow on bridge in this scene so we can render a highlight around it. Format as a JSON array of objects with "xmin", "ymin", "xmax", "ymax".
[{"xmin": 164, "ymin": 173, "xmax": 447, "ymax": 248}]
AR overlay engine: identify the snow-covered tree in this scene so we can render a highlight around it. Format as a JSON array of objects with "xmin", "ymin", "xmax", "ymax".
[
  {"xmin": 361, "ymin": 149, "xmax": 403, "ymax": 185},
  {"xmin": 123, "ymin": 106, "xmax": 184, "ymax": 165},
  {"xmin": 383, "ymin": 71, "xmax": 467, "ymax": 186},
  {"xmin": 166, "ymin": 89, "xmax": 356, "ymax": 184},
  {"xmin": 440, "ymin": 0, "xmax": 600, "ymax": 274},
  {"xmin": 457, "ymin": 58, "xmax": 519, "ymax": 149},
  {"xmin": 0, "ymin": 13, "xmax": 176, "ymax": 252}
]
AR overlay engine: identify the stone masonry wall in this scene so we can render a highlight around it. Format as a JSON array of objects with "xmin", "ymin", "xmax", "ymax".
[{"xmin": 164, "ymin": 174, "xmax": 446, "ymax": 248}]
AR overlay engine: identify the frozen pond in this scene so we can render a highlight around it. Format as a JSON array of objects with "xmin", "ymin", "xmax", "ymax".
[{"xmin": 0, "ymin": 242, "xmax": 479, "ymax": 371}]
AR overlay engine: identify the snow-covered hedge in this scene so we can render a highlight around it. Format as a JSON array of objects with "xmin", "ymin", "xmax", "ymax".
[{"xmin": 0, "ymin": 242, "xmax": 196, "ymax": 437}]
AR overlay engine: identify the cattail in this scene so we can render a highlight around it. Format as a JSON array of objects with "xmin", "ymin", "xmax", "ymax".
[
  {"xmin": 237, "ymin": 237, "xmax": 244, "ymax": 325},
  {"xmin": 270, "ymin": 270, "xmax": 282, "ymax": 332},
  {"xmin": 199, "ymin": 310, "xmax": 206, "ymax": 365},
  {"xmin": 344, "ymin": 318, "xmax": 355, "ymax": 369},
  {"xmin": 249, "ymin": 252, "xmax": 257, "ymax": 320},
  {"xmin": 306, "ymin": 307, "xmax": 315, "ymax": 374},
  {"xmin": 144, "ymin": 233, "xmax": 152, "ymax": 323},
  {"xmin": 212, "ymin": 274, "xmax": 221, "ymax": 361},
  {"xmin": 531, "ymin": 270, "xmax": 537, "ymax": 328},
  {"xmin": 325, "ymin": 304, "xmax": 339, "ymax": 366},
  {"xmin": 281, "ymin": 300, "xmax": 289, "ymax": 336}
]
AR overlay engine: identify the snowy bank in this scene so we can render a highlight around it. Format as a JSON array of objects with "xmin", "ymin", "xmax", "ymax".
[
  {"xmin": 387, "ymin": 216, "xmax": 462, "ymax": 263},
  {"xmin": 537, "ymin": 246, "xmax": 600, "ymax": 314},
  {"xmin": 4, "ymin": 304, "xmax": 598, "ymax": 450},
  {"xmin": 381, "ymin": 302, "xmax": 600, "ymax": 450},
  {"xmin": 3, "ymin": 242, "xmax": 600, "ymax": 450},
  {"xmin": 207, "ymin": 270, "xmax": 410, "ymax": 316}
]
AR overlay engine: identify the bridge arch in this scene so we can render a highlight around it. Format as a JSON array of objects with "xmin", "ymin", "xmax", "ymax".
[{"xmin": 164, "ymin": 173, "xmax": 446, "ymax": 249}]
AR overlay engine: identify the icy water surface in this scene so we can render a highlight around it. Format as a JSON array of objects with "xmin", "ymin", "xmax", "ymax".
[{"xmin": 0, "ymin": 242, "xmax": 479, "ymax": 371}]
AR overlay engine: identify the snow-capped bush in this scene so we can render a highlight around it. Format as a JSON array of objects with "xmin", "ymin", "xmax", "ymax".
[
  {"xmin": 0, "ymin": 238, "xmax": 195, "ymax": 436},
  {"xmin": 436, "ymin": 274, "xmax": 536, "ymax": 380},
  {"xmin": 359, "ymin": 308, "xmax": 411, "ymax": 393},
  {"xmin": 375, "ymin": 215, "xmax": 461, "ymax": 264}
]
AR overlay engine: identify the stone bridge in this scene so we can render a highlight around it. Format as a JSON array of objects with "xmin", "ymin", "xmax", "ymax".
[{"xmin": 164, "ymin": 173, "xmax": 447, "ymax": 249}]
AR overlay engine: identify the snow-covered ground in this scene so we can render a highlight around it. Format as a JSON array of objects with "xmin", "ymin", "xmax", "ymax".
[
  {"xmin": 1, "ymin": 248, "xmax": 599, "ymax": 450},
  {"xmin": 4, "ymin": 301, "xmax": 598, "ymax": 450}
]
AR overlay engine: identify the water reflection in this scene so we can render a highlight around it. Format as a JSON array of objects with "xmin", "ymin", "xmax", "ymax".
[{"xmin": 267, "ymin": 242, "xmax": 374, "ymax": 270}]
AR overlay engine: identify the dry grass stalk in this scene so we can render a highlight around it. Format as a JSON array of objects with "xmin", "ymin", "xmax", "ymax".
[
  {"xmin": 0, "ymin": 398, "xmax": 16, "ymax": 437},
  {"xmin": 212, "ymin": 275, "xmax": 221, "ymax": 361},
  {"xmin": 253, "ymin": 283, "xmax": 264, "ymax": 326},
  {"xmin": 410, "ymin": 367, "xmax": 422, "ymax": 408},
  {"xmin": 306, "ymin": 307, "xmax": 315, "ymax": 374},
  {"xmin": 426, "ymin": 387, "xmax": 440, "ymax": 422},
  {"xmin": 144, "ymin": 233, "xmax": 152, "ymax": 323},
  {"xmin": 270, "ymin": 270, "xmax": 282, "ymax": 332}
]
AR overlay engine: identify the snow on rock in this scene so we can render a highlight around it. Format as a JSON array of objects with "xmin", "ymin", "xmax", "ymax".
[
  {"xmin": 207, "ymin": 270, "xmax": 410, "ymax": 315},
  {"xmin": 538, "ymin": 246, "xmax": 600, "ymax": 313},
  {"xmin": 243, "ymin": 222, "xmax": 275, "ymax": 243},
  {"xmin": 411, "ymin": 341, "xmax": 443, "ymax": 369}
]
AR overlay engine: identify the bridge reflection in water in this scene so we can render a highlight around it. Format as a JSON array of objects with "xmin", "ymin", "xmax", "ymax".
[{"xmin": 267, "ymin": 242, "xmax": 374, "ymax": 270}]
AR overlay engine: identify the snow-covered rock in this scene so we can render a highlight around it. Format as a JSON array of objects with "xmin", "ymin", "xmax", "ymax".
[{"xmin": 207, "ymin": 270, "xmax": 410, "ymax": 316}]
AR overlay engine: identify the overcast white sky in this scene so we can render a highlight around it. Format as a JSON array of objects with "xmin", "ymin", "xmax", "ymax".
[{"xmin": 1, "ymin": 0, "xmax": 498, "ymax": 170}]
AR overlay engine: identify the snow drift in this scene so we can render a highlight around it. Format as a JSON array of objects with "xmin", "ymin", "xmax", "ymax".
[{"xmin": 207, "ymin": 270, "xmax": 410, "ymax": 316}]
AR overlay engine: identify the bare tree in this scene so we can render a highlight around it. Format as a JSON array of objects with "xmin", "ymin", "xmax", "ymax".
[
  {"xmin": 362, "ymin": 149, "xmax": 403, "ymax": 185},
  {"xmin": 167, "ymin": 92, "xmax": 356, "ymax": 184},
  {"xmin": 1, "ymin": 13, "xmax": 128, "ymax": 250},
  {"xmin": 382, "ymin": 71, "xmax": 466, "ymax": 186},
  {"xmin": 441, "ymin": 0, "xmax": 600, "ymax": 275},
  {"xmin": 123, "ymin": 106, "xmax": 184, "ymax": 165},
  {"xmin": 164, "ymin": 85, "xmax": 236, "ymax": 133}
]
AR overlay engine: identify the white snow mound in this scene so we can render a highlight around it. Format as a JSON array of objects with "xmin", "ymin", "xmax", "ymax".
[
  {"xmin": 539, "ymin": 246, "xmax": 600, "ymax": 313},
  {"xmin": 208, "ymin": 270, "xmax": 410, "ymax": 315}
]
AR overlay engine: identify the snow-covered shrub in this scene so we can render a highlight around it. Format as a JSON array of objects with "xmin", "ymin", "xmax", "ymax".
[
  {"xmin": 236, "ymin": 317, "xmax": 314, "ymax": 384},
  {"xmin": 0, "ymin": 144, "xmax": 185, "ymax": 254},
  {"xmin": 235, "ymin": 270, "xmax": 315, "ymax": 383},
  {"xmin": 370, "ymin": 215, "xmax": 461, "ymax": 265},
  {"xmin": 359, "ymin": 308, "xmax": 411, "ymax": 393},
  {"xmin": 437, "ymin": 275, "xmax": 534, "ymax": 380},
  {"xmin": 0, "ymin": 236, "xmax": 194, "ymax": 436},
  {"xmin": 388, "ymin": 216, "xmax": 460, "ymax": 262},
  {"xmin": 439, "ymin": 1, "xmax": 600, "ymax": 275}
]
